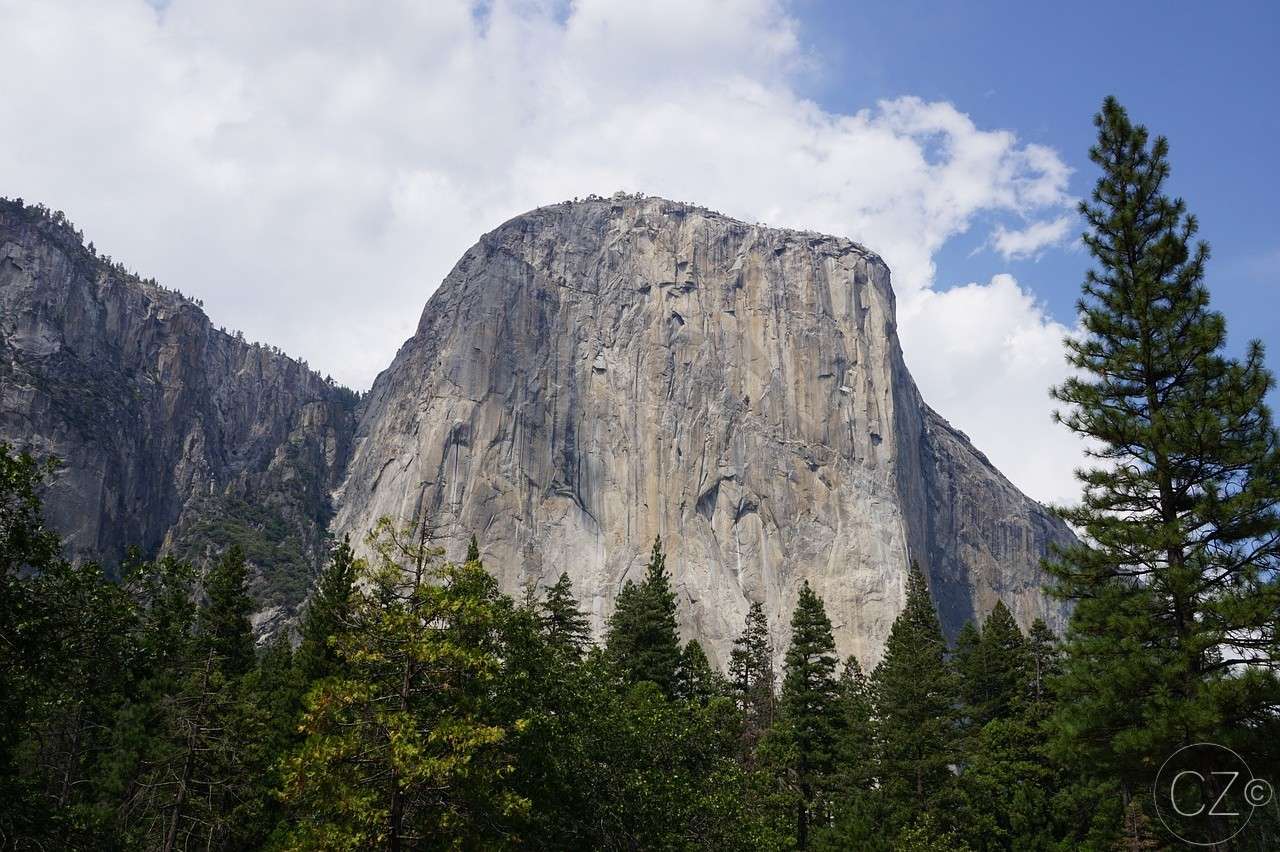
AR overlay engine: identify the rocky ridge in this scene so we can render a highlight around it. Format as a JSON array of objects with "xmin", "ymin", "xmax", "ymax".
[
  {"xmin": 0, "ymin": 198, "xmax": 358, "ymax": 621},
  {"xmin": 0, "ymin": 194, "xmax": 1073, "ymax": 660},
  {"xmin": 334, "ymin": 195, "xmax": 1074, "ymax": 666}
]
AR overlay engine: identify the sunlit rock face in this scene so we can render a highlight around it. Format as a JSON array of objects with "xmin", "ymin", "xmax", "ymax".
[{"xmin": 335, "ymin": 195, "xmax": 1073, "ymax": 667}]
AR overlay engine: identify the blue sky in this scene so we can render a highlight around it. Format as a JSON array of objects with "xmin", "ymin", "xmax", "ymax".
[{"xmin": 796, "ymin": 0, "xmax": 1279, "ymax": 358}]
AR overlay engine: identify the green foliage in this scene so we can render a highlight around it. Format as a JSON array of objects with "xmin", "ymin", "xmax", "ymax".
[
  {"xmin": 200, "ymin": 544, "xmax": 255, "ymax": 676},
  {"xmin": 1024, "ymin": 619, "xmax": 1061, "ymax": 720},
  {"xmin": 833, "ymin": 655, "xmax": 874, "ymax": 791},
  {"xmin": 892, "ymin": 813, "xmax": 974, "ymax": 852},
  {"xmin": 279, "ymin": 518, "xmax": 529, "ymax": 849},
  {"xmin": 871, "ymin": 563, "xmax": 958, "ymax": 814},
  {"xmin": 729, "ymin": 600, "xmax": 776, "ymax": 747},
  {"xmin": 606, "ymin": 535, "xmax": 682, "ymax": 696},
  {"xmin": 295, "ymin": 535, "xmax": 360, "ymax": 683},
  {"xmin": 540, "ymin": 571, "xmax": 592, "ymax": 657},
  {"xmin": 956, "ymin": 602, "xmax": 1030, "ymax": 731},
  {"xmin": 777, "ymin": 581, "xmax": 842, "ymax": 849},
  {"xmin": 677, "ymin": 639, "xmax": 727, "ymax": 704},
  {"xmin": 175, "ymin": 494, "xmax": 314, "ymax": 609},
  {"xmin": 0, "ymin": 443, "xmax": 63, "ymax": 836},
  {"xmin": 1048, "ymin": 97, "xmax": 1280, "ymax": 796}
]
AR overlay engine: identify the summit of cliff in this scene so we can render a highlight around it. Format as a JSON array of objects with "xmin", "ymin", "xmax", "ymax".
[{"xmin": 336, "ymin": 193, "xmax": 1074, "ymax": 666}]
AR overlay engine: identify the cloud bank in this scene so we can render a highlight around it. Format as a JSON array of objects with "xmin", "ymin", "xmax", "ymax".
[{"xmin": 0, "ymin": 0, "xmax": 1085, "ymax": 504}]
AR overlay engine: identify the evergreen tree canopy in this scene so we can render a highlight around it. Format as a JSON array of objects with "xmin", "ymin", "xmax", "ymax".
[
  {"xmin": 780, "ymin": 581, "xmax": 841, "ymax": 849},
  {"xmin": 541, "ymin": 571, "xmax": 592, "ymax": 656},
  {"xmin": 676, "ymin": 639, "xmax": 724, "ymax": 704},
  {"xmin": 199, "ymin": 544, "xmax": 255, "ymax": 677},
  {"xmin": 834, "ymin": 655, "xmax": 874, "ymax": 791},
  {"xmin": 1049, "ymin": 97, "xmax": 1280, "ymax": 786},
  {"xmin": 605, "ymin": 535, "xmax": 682, "ymax": 695},
  {"xmin": 953, "ymin": 622, "xmax": 983, "ymax": 728},
  {"xmin": 280, "ymin": 518, "xmax": 528, "ymax": 849},
  {"xmin": 295, "ymin": 535, "xmax": 359, "ymax": 683},
  {"xmin": 0, "ymin": 444, "xmax": 61, "ymax": 827},
  {"xmin": 1023, "ymin": 618, "xmax": 1061, "ymax": 717},
  {"xmin": 729, "ymin": 601, "xmax": 776, "ymax": 741},
  {"xmin": 956, "ymin": 602, "xmax": 1029, "ymax": 728},
  {"xmin": 872, "ymin": 562, "xmax": 957, "ymax": 811}
]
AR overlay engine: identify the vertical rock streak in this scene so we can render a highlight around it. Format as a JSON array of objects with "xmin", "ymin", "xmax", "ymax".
[{"xmin": 335, "ymin": 196, "xmax": 1073, "ymax": 666}]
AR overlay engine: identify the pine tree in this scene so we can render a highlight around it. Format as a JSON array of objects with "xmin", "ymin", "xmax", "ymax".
[
  {"xmin": 779, "ymin": 581, "xmax": 841, "ymax": 850},
  {"xmin": 230, "ymin": 635, "xmax": 303, "ymax": 847},
  {"xmin": 1116, "ymin": 798, "xmax": 1163, "ymax": 851},
  {"xmin": 872, "ymin": 562, "xmax": 957, "ymax": 813},
  {"xmin": 892, "ymin": 813, "xmax": 974, "ymax": 852},
  {"xmin": 1049, "ymin": 97, "xmax": 1280, "ymax": 792},
  {"xmin": 199, "ymin": 544, "xmax": 255, "ymax": 677},
  {"xmin": 466, "ymin": 533, "xmax": 481, "ymax": 564},
  {"xmin": 9, "ymin": 557, "xmax": 135, "ymax": 846},
  {"xmin": 606, "ymin": 536, "xmax": 682, "ymax": 695},
  {"xmin": 541, "ymin": 571, "xmax": 592, "ymax": 656},
  {"xmin": 953, "ymin": 621, "xmax": 984, "ymax": 733},
  {"xmin": 962, "ymin": 602, "xmax": 1029, "ymax": 729},
  {"xmin": 675, "ymin": 640, "xmax": 725, "ymax": 703},
  {"xmin": 834, "ymin": 655, "xmax": 874, "ymax": 790},
  {"xmin": 0, "ymin": 444, "xmax": 62, "ymax": 838},
  {"xmin": 729, "ymin": 600, "xmax": 776, "ymax": 743},
  {"xmin": 280, "ymin": 517, "xmax": 528, "ymax": 849},
  {"xmin": 1023, "ymin": 618, "xmax": 1061, "ymax": 718},
  {"xmin": 111, "ymin": 554, "xmax": 250, "ymax": 852},
  {"xmin": 295, "ymin": 535, "xmax": 359, "ymax": 683}
]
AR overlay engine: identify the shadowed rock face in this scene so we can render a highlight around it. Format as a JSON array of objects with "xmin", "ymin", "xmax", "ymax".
[
  {"xmin": 335, "ymin": 195, "xmax": 1073, "ymax": 667},
  {"xmin": 0, "ymin": 200, "xmax": 358, "ymax": 620}
]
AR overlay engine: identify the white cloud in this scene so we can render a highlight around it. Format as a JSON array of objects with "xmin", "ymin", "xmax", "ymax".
[
  {"xmin": 0, "ymin": 0, "xmax": 1083, "ymax": 504},
  {"xmin": 992, "ymin": 214, "xmax": 1076, "ymax": 260},
  {"xmin": 899, "ymin": 275, "xmax": 1084, "ymax": 504}
]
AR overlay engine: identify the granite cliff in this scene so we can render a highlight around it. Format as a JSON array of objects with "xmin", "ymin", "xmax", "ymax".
[
  {"xmin": 334, "ymin": 195, "xmax": 1074, "ymax": 666},
  {"xmin": 0, "ymin": 199, "xmax": 358, "ymax": 624},
  {"xmin": 1, "ymin": 194, "xmax": 1072, "ymax": 661}
]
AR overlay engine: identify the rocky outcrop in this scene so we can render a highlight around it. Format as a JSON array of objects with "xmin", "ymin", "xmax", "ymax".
[
  {"xmin": 335, "ymin": 195, "xmax": 1073, "ymax": 667},
  {"xmin": 0, "ymin": 199, "xmax": 358, "ymax": 611}
]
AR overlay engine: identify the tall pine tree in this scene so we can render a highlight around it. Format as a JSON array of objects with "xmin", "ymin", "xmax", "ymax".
[
  {"xmin": 295, "ymin": 535, "xmax": 359, "ymax": 683},
  {"xmin": 606, "ymin": 536, "xmax": 682, "ymax": 695},
  {"xmin": 956, "ymin": 602, "xmax": 1028, "ymax": 729},
  {"xmin": 280, "ymin": 517, "xmax": 528, "ymax": 849},
  {"xmin": 779, "ymin": 581, "xmax": 841, "ymax": 850},
  {"xmin": 871, "ymin": 563, "xmax": 957, "ymax": 814},
  {"xmin": 1049, "ymin": 97, "xmax": 1280, "ymax": 795},
  {"xmin": 541, "ymin": 571, "xmax": 592, "ymax": 656},
  {"xmin": 199, "ymin": 545, "xmax": 255, "ymax": 677},
  {"xmin": 729, "ymin": 600, "xmax": 776, "ymax": 744}
]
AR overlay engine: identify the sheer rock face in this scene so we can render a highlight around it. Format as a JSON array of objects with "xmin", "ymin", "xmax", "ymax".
[
  {"xmin": 335, "ymin": 196, "xmax": 1073, "ymax": 667},
  {"xmin": 0, "ymin": 200, "xmax": 357, "ymax": 611}
]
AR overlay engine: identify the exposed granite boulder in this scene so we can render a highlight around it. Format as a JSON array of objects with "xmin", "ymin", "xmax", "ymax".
[
  {"xmin": 334, "ymin": 195, "xmax": 1074, "ymax": 667},
  {"xmin": 0, "ymin": 199, "xmax": 358, "ymax": 613}
]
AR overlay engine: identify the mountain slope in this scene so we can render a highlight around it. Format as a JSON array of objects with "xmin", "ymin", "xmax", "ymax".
[
  {"xmin": 0, "ymin": 198, "xmax": 357, "ymax": 621},
  {"xmin": 334, "ymin": 195, "xmax": 1074, "ymax": 665}
]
